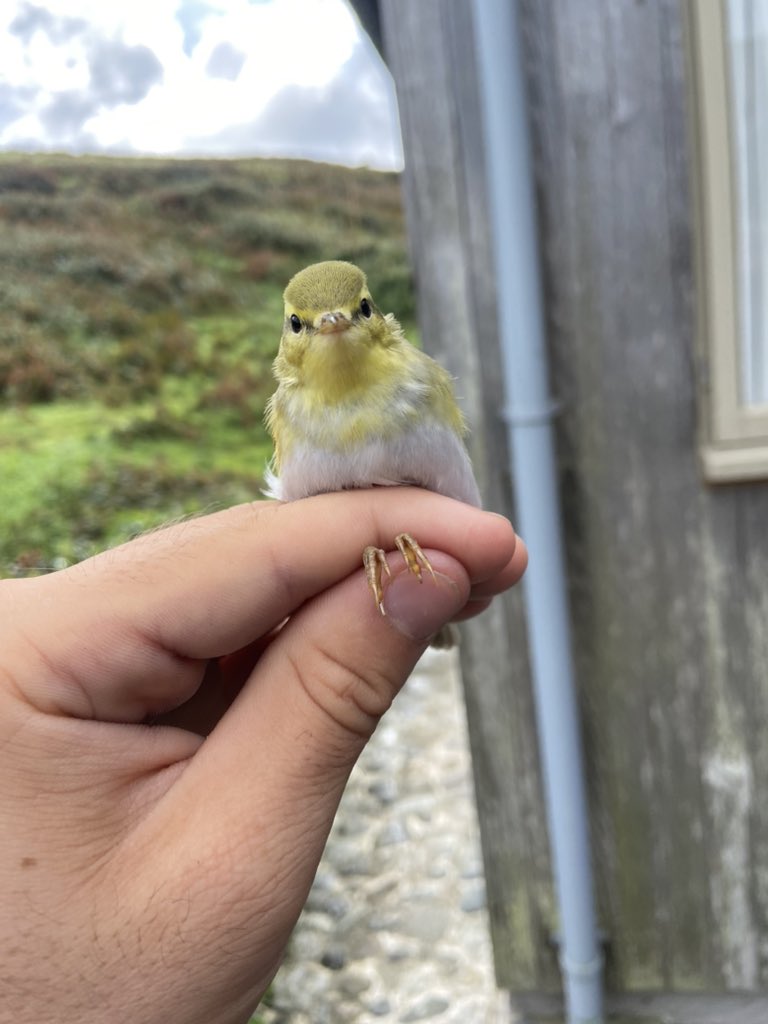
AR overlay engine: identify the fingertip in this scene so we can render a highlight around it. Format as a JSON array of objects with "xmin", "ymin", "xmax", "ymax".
[
  {"xmin": 451, "ymin": 596, "xmax": 493, "ymax": 623},
  {"xmin": 485, "ymin": 513, "xmax": 525, "ymax": 579},
  {"xmin": 483, "ymin": 509, "xmax": 519, "ymax": 549},
  {"xmin": 514, "ymin": 537, "xmax": 528, "ymax": 575}
]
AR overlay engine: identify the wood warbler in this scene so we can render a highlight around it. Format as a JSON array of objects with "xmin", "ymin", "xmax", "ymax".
[{"xmin": 265, "ymin": 260, "xmax": 481, "ymax": 630}]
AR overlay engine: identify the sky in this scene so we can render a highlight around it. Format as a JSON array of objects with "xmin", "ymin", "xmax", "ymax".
[{"xmin": 0, "ymin": 0, "xmax": 403, "ymax": 170}]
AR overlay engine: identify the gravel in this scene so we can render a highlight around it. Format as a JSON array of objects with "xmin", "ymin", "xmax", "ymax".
[{"xmin": 258, "ymin": 648, "xmax": 516, "ymax": 1024}]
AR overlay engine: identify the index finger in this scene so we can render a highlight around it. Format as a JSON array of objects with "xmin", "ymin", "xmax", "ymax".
[
  {"xmin": 3, "ymin": 490, "xmax": 518, "ymax": 720},
  {"xmin": 113, "ymin": 489, "xmax": 518, "ymax": 654}
]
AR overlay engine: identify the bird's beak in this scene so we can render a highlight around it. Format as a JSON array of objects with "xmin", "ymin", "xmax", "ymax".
[{"xmin": 317, "ymin": 311, "xmax": 351, "ymax": 335}]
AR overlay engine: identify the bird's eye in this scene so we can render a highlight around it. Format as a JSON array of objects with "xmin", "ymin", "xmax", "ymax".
[
  {"xmin": 290, "ymin": 314, "xmax": 302, "ymax": 334},
  {"xmin": 360, "ymin": 298, "xmax": 372, "ymax": 318}
]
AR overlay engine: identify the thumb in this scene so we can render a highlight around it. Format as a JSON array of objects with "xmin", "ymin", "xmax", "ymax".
[
  {"xmin": 162, "ymin": 549, "xmax": 469, "ymax": 894},
  {"xmin": 193, "ymin": 547, "xmax": 469, "ymax": 799}
]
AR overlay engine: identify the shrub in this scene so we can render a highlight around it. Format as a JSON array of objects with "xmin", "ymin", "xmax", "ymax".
[{"xmin": 0, "ymin": 335, "xmax": 79, "ymax": 403}]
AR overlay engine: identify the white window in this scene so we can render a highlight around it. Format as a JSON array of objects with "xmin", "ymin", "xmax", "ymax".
[{"xmin": 688, "ymin": 0, "xmax": 768, "ymax": 480}]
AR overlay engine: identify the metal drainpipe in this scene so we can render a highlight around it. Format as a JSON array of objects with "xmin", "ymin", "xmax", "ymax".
[{"xmin": 469, "ymin": 2, "xmax": 605, "ymax": 1022}]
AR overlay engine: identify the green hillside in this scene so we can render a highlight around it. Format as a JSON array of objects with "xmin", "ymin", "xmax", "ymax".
[{"xmin": 0, "ymin": 154, "xmax": 412, "ymax": 576}]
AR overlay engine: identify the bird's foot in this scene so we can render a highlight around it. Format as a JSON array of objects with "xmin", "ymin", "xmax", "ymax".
[{"xmin": 363, "ymin": 532, "xmax": 436, "ymax": 616}]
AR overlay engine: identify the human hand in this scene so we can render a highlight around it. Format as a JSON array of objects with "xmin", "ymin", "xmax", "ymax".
[{"xmin": 0, "ymin": 489, "xmax": 525, "ymax": 1024}]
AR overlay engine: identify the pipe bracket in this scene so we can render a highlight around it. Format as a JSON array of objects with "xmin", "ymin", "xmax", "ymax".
[
  {"xmin": 558, "ymin": 950, "xmax": 606, "ymax": 980},
  {"xmin": 501, "ymin": 399, "xmax": 562, "ymax": 427}
]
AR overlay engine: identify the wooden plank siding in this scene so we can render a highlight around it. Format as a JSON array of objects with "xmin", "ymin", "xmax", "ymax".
[{"xmin": 380, "ymin": 0, "xmax": 768, "ymax": 1002}]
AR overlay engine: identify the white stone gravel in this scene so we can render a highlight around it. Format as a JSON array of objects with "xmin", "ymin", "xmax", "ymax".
[{"xmin": 257, "ymin": 648, "xmax": 516, "ymax": 1024}]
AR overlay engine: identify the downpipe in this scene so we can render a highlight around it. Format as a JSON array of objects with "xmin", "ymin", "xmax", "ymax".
[{"xmin": 469, "ymin": 2, "xmax": 605, "ymax": 1021}]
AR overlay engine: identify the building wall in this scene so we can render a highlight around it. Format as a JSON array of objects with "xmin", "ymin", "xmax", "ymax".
[{"xmin": 381, "ymin": 0, "xmax": 768, "ymax": 996}]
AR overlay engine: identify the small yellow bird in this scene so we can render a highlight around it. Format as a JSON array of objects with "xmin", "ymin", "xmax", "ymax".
[{"xmin": 265, "ymin": 260, "xmax": 480, "ymax": 622}]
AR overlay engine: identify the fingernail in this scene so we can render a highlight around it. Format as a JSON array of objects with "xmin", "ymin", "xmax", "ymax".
[{"xmin": 382, "ymin": 570, "xmax": 465, "ymax": 642}]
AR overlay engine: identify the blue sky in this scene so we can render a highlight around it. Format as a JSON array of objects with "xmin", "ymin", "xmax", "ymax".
[{"xmin": 0, "ymin": 0, "xmax": 402, "ymax": 169}]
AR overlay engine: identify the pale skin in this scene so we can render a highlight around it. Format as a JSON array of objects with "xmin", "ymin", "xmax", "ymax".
[{"xmin": 0, "ymin": 489, "xmax": 526, "ymax": 1024}]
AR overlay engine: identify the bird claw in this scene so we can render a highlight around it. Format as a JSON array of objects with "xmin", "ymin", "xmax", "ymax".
[
  {"xmin": 363, "ymin": 545, "xmax": 391, "ymax": 615},
  {"xmin": 363, "ymin": 533, "xmax": 436, "ymax": 616},
  {"xmin": 395, "ymin": 533, "xmax": 436, "ymax": 584}
]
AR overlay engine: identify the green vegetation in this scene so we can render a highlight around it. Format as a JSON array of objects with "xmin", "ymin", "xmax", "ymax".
[{"xmin": 0, "ymin": 153, "xmax": 413, "ymax": 576}]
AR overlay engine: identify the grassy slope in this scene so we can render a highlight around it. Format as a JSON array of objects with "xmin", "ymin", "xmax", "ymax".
[{"xmin": 0, "ymin": 154, "xmax": 413, "ymax": 575}]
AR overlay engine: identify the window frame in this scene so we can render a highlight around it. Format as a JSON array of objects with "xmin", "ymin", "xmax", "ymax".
[{"xmin": 687, "ymin": 0, "xmax": 768, "ymax": 482}]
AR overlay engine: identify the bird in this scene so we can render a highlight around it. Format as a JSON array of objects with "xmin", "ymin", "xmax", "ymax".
[{"xmin": 264, "ymin": 260, "xmax": 481, "ymax": 639}]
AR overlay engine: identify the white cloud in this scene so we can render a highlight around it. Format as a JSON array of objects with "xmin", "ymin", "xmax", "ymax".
[
  {"xmin": 0, "ymin": 0, "xmax": 402, "ymax": 169},
  {"xmin": 201, "ymin": 36, "xmax": 400, "ymax": 168}
]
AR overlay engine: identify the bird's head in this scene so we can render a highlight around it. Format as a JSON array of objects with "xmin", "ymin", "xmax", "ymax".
[{"xmin": 279, "ymin": 260, "xmax": 390, "ymax": 354}]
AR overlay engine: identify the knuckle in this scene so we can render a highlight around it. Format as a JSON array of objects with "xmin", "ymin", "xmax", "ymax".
[{"xmin": 286, "ymin": 640, "xmax": 397, "ymax": 742}]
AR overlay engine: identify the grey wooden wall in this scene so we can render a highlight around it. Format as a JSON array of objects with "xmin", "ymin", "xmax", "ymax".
[{"xmin": 380, "ymin": 0, "xmax": 768, "ymax": 1004}]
